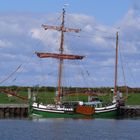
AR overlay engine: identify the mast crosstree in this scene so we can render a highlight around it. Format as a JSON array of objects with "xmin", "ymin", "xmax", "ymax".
[{"xmin": 36, "ymin": 8, "xmax": 84, "ymax": 102}]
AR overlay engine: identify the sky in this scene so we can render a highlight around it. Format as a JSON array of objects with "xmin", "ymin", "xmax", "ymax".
[{"xmin": 0, "ymin": 0, "xmax": 140, "ymax": 87}]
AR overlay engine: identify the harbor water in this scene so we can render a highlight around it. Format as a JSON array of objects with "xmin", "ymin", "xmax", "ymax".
[{"xmin": 0, "ymin": 118, "xmax": 140, "ymax": 140}]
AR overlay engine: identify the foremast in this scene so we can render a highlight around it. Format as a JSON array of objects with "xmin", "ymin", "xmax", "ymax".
[{"xmin": 36, "ymin": 8, "xmax": 84, "ymax": 103}]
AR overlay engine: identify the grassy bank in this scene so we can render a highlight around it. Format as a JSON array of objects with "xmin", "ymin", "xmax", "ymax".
[{"xmin": 0, "ymin": 91, "xmax": 140, "ymax": 105}]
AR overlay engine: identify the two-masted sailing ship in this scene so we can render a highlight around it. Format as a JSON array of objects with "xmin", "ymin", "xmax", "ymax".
[{"xmin": 31, "ymin": 8, "xmax": 123, "ymax": 118}]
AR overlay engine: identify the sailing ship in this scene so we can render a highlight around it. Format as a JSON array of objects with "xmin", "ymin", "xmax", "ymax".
[{"xmin": 31, "ymin": 8, "xmax": 123, "ymax": 118}]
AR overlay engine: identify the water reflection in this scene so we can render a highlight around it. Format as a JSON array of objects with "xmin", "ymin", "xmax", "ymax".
[{"xmin": 0, "ymin": 118, "xmax": 140, "ymax": 140}]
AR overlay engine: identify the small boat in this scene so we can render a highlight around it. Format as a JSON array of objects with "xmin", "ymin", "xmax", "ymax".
[{"xmin": 31, "ymin": 8, "xmax": 123, "ymax": 119}]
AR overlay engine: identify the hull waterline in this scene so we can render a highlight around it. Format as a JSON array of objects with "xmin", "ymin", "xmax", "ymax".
[
  {"xmin": 32, "ymin": 104, "xmax": 118, "ymax": 119},
  {"xmin": 32, "ymin": 109, "xmax": 117, "ymax": 119}
]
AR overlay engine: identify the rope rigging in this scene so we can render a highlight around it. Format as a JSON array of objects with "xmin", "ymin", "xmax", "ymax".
[
  {"xmin": 119, "ymin": 39, "xmax": 137, "ymax": 87},
  {"xmin": 0, "ymin": 64, "xmax": 22, "ymax": 85},
  {"xmin": 66, "ymin": 31, "xmax": 116, "ymax": 40}
]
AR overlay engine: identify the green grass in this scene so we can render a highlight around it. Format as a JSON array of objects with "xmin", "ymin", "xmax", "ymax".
[
  {"xmin": 0, "ymin": 93, "xmax": 26, "ymax": 104},
  {"xmin": 125, "ymin": 93, "xmax": 140, "ymax": 105},
  {"xmin": 0, "ymin": 91, "xmax": 140, "ymax": 105},
  {"xmin": 35, "ymin": 91, "xmax": 55, "ymax": 104}
]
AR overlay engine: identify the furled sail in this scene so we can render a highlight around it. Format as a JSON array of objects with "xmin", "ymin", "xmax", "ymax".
[
  {"xmin": 35, "ymin": 52, "xmax": 85, "ymax": 60},
  {"xmin": 42, "ymin": 24, "xmax": 81, "ymax": 33}
]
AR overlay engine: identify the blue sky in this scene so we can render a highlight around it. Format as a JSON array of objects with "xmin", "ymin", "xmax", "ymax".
[
  {"xmin": 0, "ymin": 0, "xmax": 140, "ymax": 87},
  {"xmin": 0, "ymin": 0, "xmax": 133, "ymax": 25}
]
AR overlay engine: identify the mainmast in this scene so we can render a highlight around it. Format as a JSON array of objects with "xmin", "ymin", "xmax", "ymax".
[
  {"xmin": 58, "ymin": 8, "xmax": 65, "ymax": 101},
  {"xmin": 36, "ymin": 8, "xmax": 83, "ymax": 102},
  {"xmin": 114, "ymin": 32, "xmax": 119, "ymax": 96}
]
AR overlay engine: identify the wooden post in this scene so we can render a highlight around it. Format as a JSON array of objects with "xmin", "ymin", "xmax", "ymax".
[{"xmin": 28, "ymin": 88, "xmax": 32, "ymax": 116}]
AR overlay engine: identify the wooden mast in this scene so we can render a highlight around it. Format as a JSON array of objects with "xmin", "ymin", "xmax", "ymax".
[
  {"xmin": 57, "ymin": 8, "xmax": 65, "ymax": 102},
  {"xmin": 37, "ymin": 8, "xmax": 82, "ymax": 102},
  {"xmin": 114, "ymin": 32, "xmax": 119, "ymax": 96}
]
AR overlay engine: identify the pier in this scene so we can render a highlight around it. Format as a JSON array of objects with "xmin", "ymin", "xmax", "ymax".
[
  {"xmin": 0, "ymin": 104, "xmax": 28, "ymax": 118},
  {"xmin": 119, "ymin": 105, "xmax": 140, "ymax": 117},
  {"xmin": 0, "ymin": 104, "xmax": 140, "ymax": 118}
]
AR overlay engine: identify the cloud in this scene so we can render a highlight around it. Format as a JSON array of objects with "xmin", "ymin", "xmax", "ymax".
[
  {"xmin": 0, "ymin": 39, "xmax": 12, "ymax": 48},
  {"xmin": 0, "ymin": 9, "xmax": 139, "ymax": 87},
  {"xmin": 118, "ymin": 8, "xmax": 140, "ymax": 54},
  {"xmin": 30, "ymin": 28, "xmax": 60, "ymax": 53}
]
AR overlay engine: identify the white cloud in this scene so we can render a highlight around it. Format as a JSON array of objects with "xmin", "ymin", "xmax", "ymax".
[
  {"xmin": 30, "ymin": 28, "xmax": 60, "ymax": 52},
  {"xmin": 119, "ymin": 8, "xmax": 140, "ymax": 29},
  {"xmin": 84, "ymin": 24, "xmax": 93, "ymax": 32},
  {"xmin": 92, "ymin": 35, "xmax": 106, "ymax": 45},
  {"xmin": 0, "ymin": 20, "xmax": 23, "ymax": 36},
  {"xmin": 99, "ymin": 58, "xmax": 114, "ymax": 67},
  {"xmin": 0, "ymin": 40, "xmax": 12, "ymax": 48},
  {"xmin": 0, "ymin": 10, "xmax": 139, "ymax": 87}
]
